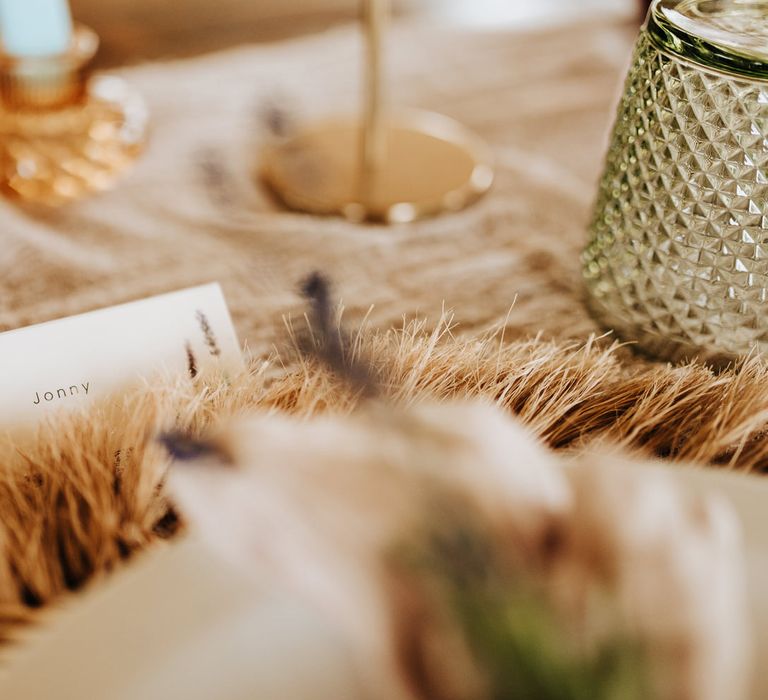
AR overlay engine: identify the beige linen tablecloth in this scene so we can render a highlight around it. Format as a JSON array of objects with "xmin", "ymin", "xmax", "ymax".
[{"xmin": 0, "ymin": 21, "xmax": 633, "ymax": 354}]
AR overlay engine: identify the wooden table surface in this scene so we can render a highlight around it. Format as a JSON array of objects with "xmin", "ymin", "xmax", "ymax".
[{"xmin": 70, "ymin": 0, "xmax": 635, "ymax": 66}]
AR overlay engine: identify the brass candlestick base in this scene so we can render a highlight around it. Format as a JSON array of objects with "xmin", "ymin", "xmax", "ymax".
[
  {"xmin": 262, "ymin": 110, "xmax": 493, "ymax": 223},
  {"xmin": 260, "ymin": 0, "xmax": 493, "ymax": 224},
  {"xmin": 0, "ymin": 25, "xmax": 148, "ymax": 207}
]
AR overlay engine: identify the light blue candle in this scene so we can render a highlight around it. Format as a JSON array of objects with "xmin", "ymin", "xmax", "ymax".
[{"xmin": 0, "ymin": 0, "xmax": 73, "ymax": 57}]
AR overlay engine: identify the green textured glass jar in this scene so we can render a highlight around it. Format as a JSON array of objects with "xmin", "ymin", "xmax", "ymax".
[{"xmin": 583, "ymin": 0, "xmax": 768, "ymax": 363}]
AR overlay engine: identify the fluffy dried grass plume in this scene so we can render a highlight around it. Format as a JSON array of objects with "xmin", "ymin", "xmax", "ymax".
[
  {"xmin": 0, "ymin": 308, "xmax": 760, "ymax": 667},
  {"xmin": 166, "ymin": 400, "xmax": 749, "ymax": 700},
  {"xmin": 557, "ymin": 456, "xmax": 749, "ymax": 700}
]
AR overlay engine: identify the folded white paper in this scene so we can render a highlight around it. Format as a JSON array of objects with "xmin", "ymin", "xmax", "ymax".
[{"xmin": 0, "ymin": 284, "xmax": 243, "ymax": 428}]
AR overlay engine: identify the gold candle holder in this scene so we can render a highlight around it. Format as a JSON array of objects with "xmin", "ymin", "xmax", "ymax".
[
  {"xmin": 0, "ymin": 24, "xmax": 148, "ymax": 207},
  {"xmin": 261, "ymin": 0, "xmax": 494, "ymax": 224}
]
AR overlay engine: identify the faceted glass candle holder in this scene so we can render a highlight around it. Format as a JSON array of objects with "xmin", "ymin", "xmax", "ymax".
[
  {"xmin": 0, "ymin": 25, "xmax": 148, "ymax": 207},
  {"xmin": 583, "ymin": 0, "xmax": 768, "ymax": 363}
]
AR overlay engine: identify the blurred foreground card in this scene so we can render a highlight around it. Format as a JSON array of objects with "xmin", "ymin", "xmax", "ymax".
[{"xmin": 0, "ymin": 283, "xmax": 243, "ymax": 429}]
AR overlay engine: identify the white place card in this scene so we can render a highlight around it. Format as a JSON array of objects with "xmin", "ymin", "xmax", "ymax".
[{"xmin": 0, "ymin": 283, "xmax": 243, "ymax": 429}]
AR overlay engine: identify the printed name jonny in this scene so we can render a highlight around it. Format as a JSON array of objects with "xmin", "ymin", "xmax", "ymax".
[{"xmin": 33, "ymin": 382, "xmax": 90, "ymax": 405}]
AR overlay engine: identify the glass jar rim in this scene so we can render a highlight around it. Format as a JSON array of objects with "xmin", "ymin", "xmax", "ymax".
[{"xmin": 649, "ymin": 0, "xmax": 768, "ymax": 79}]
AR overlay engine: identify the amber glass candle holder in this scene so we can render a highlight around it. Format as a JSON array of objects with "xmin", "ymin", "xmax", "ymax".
[{"xmin": 0, "ymin": 24, "xmax": 148, "ymax": 207}]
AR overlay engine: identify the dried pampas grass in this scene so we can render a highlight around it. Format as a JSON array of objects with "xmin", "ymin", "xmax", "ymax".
[
  {"xmin": 0, "ymin": 310, "xmax": 765, "ymax": 645},
  {"xmin": 164, "ymin": 402, "xmax": 748, "ymax": 700}
]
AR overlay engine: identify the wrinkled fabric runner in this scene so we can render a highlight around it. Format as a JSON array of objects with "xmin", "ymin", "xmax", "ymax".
[{"xmin": 0, "ymin": 21, "xmax": 633, "ymax": 354}]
